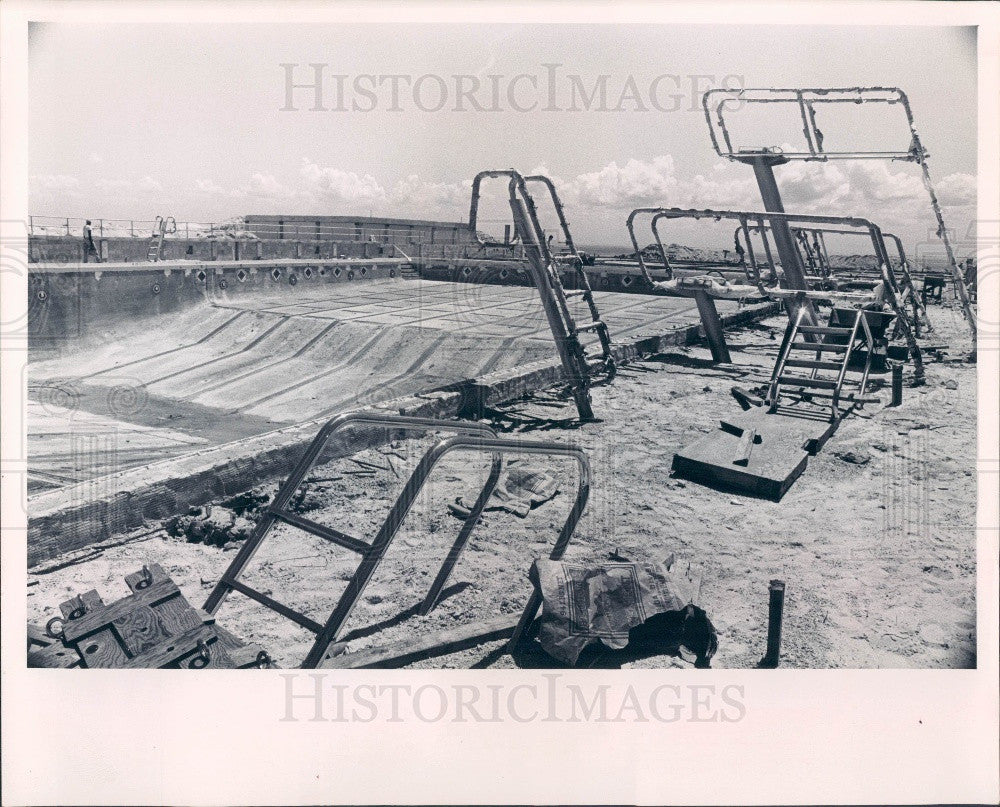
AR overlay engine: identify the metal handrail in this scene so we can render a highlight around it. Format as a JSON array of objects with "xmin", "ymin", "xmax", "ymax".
[
  {"xmin": 700, "ymin": 85, "xmax": 974, "ymax": 337},
  {"xmin": 636, "ymin": 207, "xmax": 924, "ymax": 380},
  {"xmin": 203, "ymin": 412, "xmax": 592, "ymax": 669}
]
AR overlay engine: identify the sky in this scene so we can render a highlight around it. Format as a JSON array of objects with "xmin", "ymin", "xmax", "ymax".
[{"xmin": 28, "ymin": 23, "xmax": 977, "ymax": 252}]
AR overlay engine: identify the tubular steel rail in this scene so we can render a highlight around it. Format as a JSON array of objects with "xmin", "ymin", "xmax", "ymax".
[
  {"xmin": 203, "ymin": 412, "xmax": 591, "ymax": 669},
  {"xmin": 735, "ymin": 223, "xmax": 931, "ymax": 335},
  {"xmin": 629, "ymin": 207, "xmax": 924, "ymax": 381},
  {"xmin": 469, "ymin": 170, "xmax": 615, "ymax": 420},
  {"xmin": 700, "ymin": 86, "xmax": 975, "ymax": 338}
]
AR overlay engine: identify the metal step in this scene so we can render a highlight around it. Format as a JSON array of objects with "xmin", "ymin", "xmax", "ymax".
[
  {"xmin": 777, "ymin": 374, "xmax": 838, "ymax": 389},
  {"xmin": 792, "ymin": 389, "xmax": 881, "ymax": 403},
  {"xmin": 575, "ymin": 321, "xmax": 606, "ymax": 334},
  {"xmin": 784, "ymin": 358, "xmax": 843, "ymax": 371},
  {"xmin": 798, "ymin": 325, "xmax": 853, "ymax": 336},
  {"xmin": 789, "ymin": 341, "xmax": 849, "ymax": 353}
]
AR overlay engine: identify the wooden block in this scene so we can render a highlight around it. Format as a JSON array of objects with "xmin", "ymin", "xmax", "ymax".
[
  {"xmin": 62, "ymin": 579, "xmax": 181, "ymax": 644},
  {"xmin": 124, "ymin": 562, "xmax": 168, "ymax": 593},
  {"xmin": 74, "ymin": 627, "xmax": 130, "ymax": 668},
  {"xmin": 212, "ymin": 623, "xmax": 274, "ymax": 669},
  {"xmin": 59, "ymin": 589, "xmax": 104, "ymax": 621}
]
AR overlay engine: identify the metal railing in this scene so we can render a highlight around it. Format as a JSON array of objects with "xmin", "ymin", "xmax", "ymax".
[
  {"xmin": 700, "ymin": 85, "xmax": 975, "ymax": 337},
  {"xmin": 203, "ymin": 412, "xmax": 591, "ymax": 668},
  {"xmin": 29, "ymin": 214, "xmax": 484, "ymax": 246},
  {"xmin": 636, "ymin": 207, "xmax": 924, "ymax": 379}
]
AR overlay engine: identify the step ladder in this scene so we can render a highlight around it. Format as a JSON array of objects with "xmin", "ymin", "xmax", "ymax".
[
  {"xmin": 147, "ymin": 215, "xmax": 176, "ymax": 262},
  {"xmin": 469, "ymin": 170, "xmax": 615, "ymax": 421},
  {"xmin": 766, "ymin": 305, "xmax": 877, "ymax": 421}
]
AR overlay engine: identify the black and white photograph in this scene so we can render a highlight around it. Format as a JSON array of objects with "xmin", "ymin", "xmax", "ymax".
[{"xmin": 2, "ymin": 2, "xmax": 998, "ymax": 804}]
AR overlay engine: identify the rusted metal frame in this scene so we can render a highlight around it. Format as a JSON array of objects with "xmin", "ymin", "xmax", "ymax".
[
  {"xmin": 736, "ymin": 221, "xmax": 778, "ymax": 286},
  {"xmin": 507, "ymin": 175, "xmax": 596, "ymax": 419},
  {"xmin": 742, "ymin": 223, "xmax": 915, "ymax": 294},
  {"xmin": 703, "ymin": 86, "xmax": 914, "ymax": 161},
  {"xmin": 702, "ymin": 86, "xmax": 975, "ymax": 336},
  {"xmin": 524, "ymin": 174, "xmax": 615, "ymax": 375},
  {"xmin": 303, "ymin": 434, "xmax": 591, "ymax": 668},
  {"xmin": 203, "ymin": 414, "xmax": 499, "ymax": 619},
  {"xmin": 865, "ymin": 224, "xmax": 925, "ymax": 381},
  {"xmin": 648, "ymin": 207, "xmax": 874, "ymax": 295},
  {"xmin": 468, "ymin": 169, "xmax": 601, "ymax": 418},
  {"xmin": 651, "ymin": 210, "xmax": 924, "ymax": 375},
  {"xmin": 856, "ymin": 310, "xmax": 876, "ymax": 400},
  {"xmin": 625, "ymin": 207, "xmax": 672, "ymax": 284},
  {"xmin": 418, "ymin": 457, "xmax": 504, "ymax": 616},
  {"xmin": 650, "ymin": 210, "xmax": 744, "ymax": 285},
  {"xmin": 419, "ymin": 437, "xmax": 591, "ymax": 618},
  {"xmin": 882, "ymin": 231, "xmax": 931, "ymax": 334}
]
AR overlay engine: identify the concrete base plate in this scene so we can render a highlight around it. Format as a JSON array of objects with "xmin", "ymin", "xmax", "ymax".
[{"xmin": 671, "ymin": 404, "xmax": 846, "ymax": 501}]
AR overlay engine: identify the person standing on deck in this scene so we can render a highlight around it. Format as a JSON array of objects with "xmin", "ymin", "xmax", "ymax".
[{"xmin": 82, "ymin": 220, "xmax": 100, "ymax": 263}]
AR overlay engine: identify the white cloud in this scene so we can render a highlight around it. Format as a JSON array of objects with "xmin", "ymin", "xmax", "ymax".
[
  {"xmin": 934, "ymin": 172, "xmax": 976, "ymax": 206},
  {"xmin": 298, "ymin": 159, "xmax": 386, "ymax": 206},
  {"xmin": 389, "ymin": 174, "xmax": 469, "ymax": 217},
  {"xmin": 569, "ymin": 156, "xmax": 680, "ymax": 208},
  {"xmin": 95, "ymin": 177, "xmax": 130, "ymax": 191},
  {"xmin": 195, "ymin": 178, "xmax": 227, "ymax": 195}
]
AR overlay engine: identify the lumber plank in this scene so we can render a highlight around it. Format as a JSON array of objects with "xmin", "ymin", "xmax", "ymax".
[
  {"xmin": 27, "ymin": 622, "xmax": 53, "ymax": 650},
  {"xmin": 321, "ymin": 615, "xmax": 520, "ymax": 669},
  {"xmin": 121, "ymin": 625, "xmax": 218, "ymax": 669},
  {"xmin": 28, "ymin": 641, "xmax": 81, "ymax": 668}
]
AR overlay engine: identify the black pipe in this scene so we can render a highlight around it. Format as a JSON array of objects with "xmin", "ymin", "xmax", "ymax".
[{"xmin": 758, "ymin": 579, "xmax": 785, "ymax": 668}]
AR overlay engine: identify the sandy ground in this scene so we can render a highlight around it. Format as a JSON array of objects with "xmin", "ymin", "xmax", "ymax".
[{"xmin": 27, "ymin": 301, "xmax": 977, "ymax": 669}]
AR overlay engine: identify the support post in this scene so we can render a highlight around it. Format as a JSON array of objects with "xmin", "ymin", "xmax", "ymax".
[
  {"xmin": 739, "ymin": 154, "xmax": 817, "ymax": 323},
  {"xmin": 890, "ymin": 363, "xmax": 903, "ymax": 407},
  {"xmin": 693, "ymin": 290, "xmax": 731, "ymax": 363},
  {"xmin": 758, "ymin": 579, "xmax": 785, "ymax": 668}
]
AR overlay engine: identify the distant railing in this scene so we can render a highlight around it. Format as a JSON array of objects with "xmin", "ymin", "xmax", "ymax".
[
  {"xmin": 28, "ymin": 215, "xmax": 248, "ymax": 239},
  {"xmin": 28, "ymin": 214, "xmax": 549, "ymax": 247}
]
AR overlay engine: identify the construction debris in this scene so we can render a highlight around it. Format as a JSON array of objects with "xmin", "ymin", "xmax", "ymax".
[
  {"xmin": 527, "ymin": 557, "xmax": 717, "ymax": 667},
  {"xmin": 448, "ymin": 463, "xmax": 559, "ymax": 519},
  {"xmin": 165, "ymin": 504, "xmax": 256, "ymax": 547}
]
